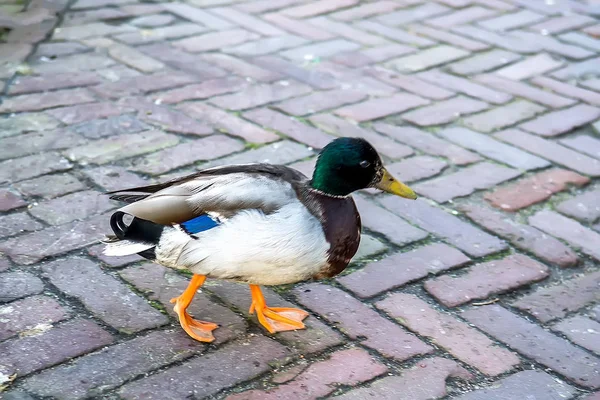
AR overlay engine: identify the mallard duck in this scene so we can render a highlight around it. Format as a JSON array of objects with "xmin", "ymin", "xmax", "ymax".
[{"xmin": 103, "ymin": 137, "xmax": 417, "ymax": 342}]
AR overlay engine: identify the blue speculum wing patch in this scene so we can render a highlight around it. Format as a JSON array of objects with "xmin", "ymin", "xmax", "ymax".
[{"xmin": 180, "ymin": 214, "xmax": 220, "ymax": 234}]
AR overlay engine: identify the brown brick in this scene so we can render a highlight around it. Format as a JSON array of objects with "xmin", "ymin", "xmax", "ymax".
[
  {"xmin": 463, "ymin": 100, "xmax": 546, "ymax": 133},
  {"xmin": 377, "ymin": 293, "xmax": 519, "ymax": 376},
  {"xmin": 281, "ymin": 0, "xmax": 358, "ymax": 18},
  {"xmin": 262, "ymin": 13, "xmax": 335, "ymax": 40},
  {"xmin": 22, "ymin": 330, "xmax": 199, "ymax": 400},
  {"xmin": 210, "ymin": 80, "xmax": 312, "ymax": 110},
  {"xmin": 0, "ymin": 272, "xmax": 44, "ymax": 303},
  {"xmin": 425, "ymin": 254, "xmax": 549, "ymax": 307},
  {"xmin": 388, "ymin": 46, "xmax": 470, "ymax": 72},
  {"xmin": 118, "ymin": 336, "xmax": 289, "ymax": 399},
  {"xmin": 495, "ymin": 129, "xmax": 600, "ymax": 177},
  {"xmin": 520, "ymin": 104, "xmax": 600, "ymax": 137},
  {"xmin": 553, "ymin": 316, "xmax": 600, "ymax": 355},
  {"xmin": 386, "ymin": 156, "xmax": 448, "ymax": 183},
  {"xmin": 475, "ymin": 74, "xmax": 576, "ymax": 108},
  {"xmin": 229, "ymin": 348, "xmax": 387, "ymax": 400},
  {"xmin": 529, "ymin": 14, "xmax": 596, "ymax": 34},
  {"xmin": 64, "ymin": 130, "xmax": 179, "ymax": 165},
  {"xmin": 484, "ymin": 168, "xmax": 590, "ymax": 212},
  {"xmin": 29, "ymin": 190, "xmax": 114, "ymax": 225},
  {"xmin": 179, "ymin": 102, "xmax": 279, "ymax": 143},
  {"xmin": 529, "ymin": 210, "xmax": 600, "ymax": 261},
  {"xmin": 353, "ymin": 195, "xmax": 428, "ymax": 246},
  {"xmin": 459, "ymin": 203, "xmax": 578, "ymax": 267},
  {"xmin": 0, "ymin": 88, "xmax": 95, "ymax": 113},
  {"xmin": 402, "ymin": 96, "xmax": 489, "ymax": 126},
  {"xmin": 9, "ymin": 72, "xmax": 101, "ymax": 95},
  {"xmin": 415, "ymin": 162, "xmax": 521, "ymax": 203},
  {"xmin": 378, "ymin": 197, "xmax": 507, "ymax": 257},
  {"xmin": 47, "ymin": 102, "xmax": 134, "ymax": 125},
  {"xmin": 0, "ymin": 295, "xmax": 68, "ymax": 341},
  {"xmin": 339, "ymin": 243, "xmax": 469, "ymax": 298},
  {"xmin": 308, "ymin": 113, "xmax": 414, "ymax": 159},
  {"xmin": 408, "ymin": 24, "xmax": 490, "ymax": 51},
  {"xmin": 293, "ymin": 283, "xmax": 433, "ymax": 360},
  {"xmin": 119, "ymin": 263, "xmax": 246, "ymax": 344},
  {"xmin": 128, "ymin": 135, "xmax": 243, "ymax": 175},
  {"xmin": 0, "ymin": 213, "xmax": 44, "ymax": 239},
  {"xmin": 0, "ymin": 189, "xmax": 27, "ymax": 212},
  {"xmin": 374, "ymin": 123, "xmax": 481, "ymax": 165},
  {"xmin": 91, "ymin": 72, "xmax": 198, "ymax": 99},
  {"xmin": 478, "ymin": 9, "xmax": 545, "ymax": 31},
  {"xmin": 453, "ymin": 370, "xmax": 576, "ymax": 400},
  {"xmin": 427, "ymin": 6, "xmax": 498, "ymax": 27},
  {"xmin": 366, "ymin": 66, "xmax": 454, "ymax": 100},
  {"xmin": 452, "ymin": 25, "xmax": 540, "ymax": 53},
  {"xmin": 43, "ymin": 257, "xmax": 168, "ymax": 333},
  {"xmin": 375, "ymin": 3, "xmax": 451, "ymax": 26},
  {"xmin": 331, "ymin": 1, "xmax": 402, "ymax": 21},
  {"xmin": 281, "ymin": 39, "xmax": 362, "ymax": 61},
  {"xmin": 449, "ymin": 49, "xmax": 521, "ymax": 75},
  {"xmin": 418, "ymin": 70, "xmax": 512, "ymax": 104},
  {"xmin": 355, "ymin": 20, "xmax": 435, "ymax": 47},
  {"xmin": 275, "ymin": 89, "xmax": 367, "ymax": 116},
  {"xmin": 173, "ymin": 29, "xmax": 260, "ymax": 52},
  {"xmin": 0, "ymin": 152, "xmax": 73, "ymax": 185},
  {"xmin": 243, "ymin": 108, "xmax": 333, "ymax": 149},
  {"xmin": 162, "ymin": 2, "xmax": 232, "ymax": 29},
  {"xmin": 335, "ymin": 94, "xmax": 429, "ymax": 122},
  {"xmin": 463, "ymin": 304, "xmax": 600, "ymax": 389},
  {"xmin": 0, "ymin": 319, "xmax": 113, "ymax": 377},
  {"xmin": 224, "ymin": 35, "xmax": 308, "ymax": 57},
  {"xmin": 556, "ymin": 188, "xmax": 600, "ymax": 223},
  {"xmin": 337, "ymin": 357, "xmax": 473, "ymax": 400}
]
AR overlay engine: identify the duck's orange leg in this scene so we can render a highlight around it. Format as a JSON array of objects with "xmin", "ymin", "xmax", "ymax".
[
  {"xmin": 248, "ymin": 284, "xmax": 309, "ymax": 333},
  {"xmin": 170, "ymin": 274, "xmax": 218, "ymax": 342}
]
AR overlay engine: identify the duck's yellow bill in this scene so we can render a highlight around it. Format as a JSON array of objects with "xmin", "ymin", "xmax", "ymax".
[{"xmin": 374, "ymin": 168, "xmax": 418, "ymax": 199}]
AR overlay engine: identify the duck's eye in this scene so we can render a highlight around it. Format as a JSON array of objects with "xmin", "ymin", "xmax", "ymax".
[{"xmin": 359, "ymin": 160, "xmax": 371, "ymax": 168}]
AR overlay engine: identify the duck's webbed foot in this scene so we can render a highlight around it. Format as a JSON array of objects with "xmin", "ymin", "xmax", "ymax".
[
  {"xmin": 248, "ymin": 285, "xmax": 309, "ymax": 333},
  {"xmin": 170, "ymin": 274, "xmax": 218, "ymax": 342}
]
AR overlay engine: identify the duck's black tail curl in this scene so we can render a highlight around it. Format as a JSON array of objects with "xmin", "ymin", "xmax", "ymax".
[{"xmin": 104, "ymin": 212, "xmax": 166, "ymax": 260}]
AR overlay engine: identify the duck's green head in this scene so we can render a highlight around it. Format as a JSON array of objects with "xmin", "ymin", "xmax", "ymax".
[{"xmin": 310, "ymin": 137, "xmax": 418, "ymax": 199}]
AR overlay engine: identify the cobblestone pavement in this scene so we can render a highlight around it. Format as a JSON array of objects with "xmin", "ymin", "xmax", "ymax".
[{"xmin": 1, "ymin": 0, "xmax": 600, "ymax": 398}]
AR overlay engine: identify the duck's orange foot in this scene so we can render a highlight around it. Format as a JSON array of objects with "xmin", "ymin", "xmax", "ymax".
[
  {"xmin": 171, "ymin": 295, "xmax": 218, "ymax": 342},
  {"xmin": 249, "ymin": 285, "xmax": 309, "ymax": 333}
]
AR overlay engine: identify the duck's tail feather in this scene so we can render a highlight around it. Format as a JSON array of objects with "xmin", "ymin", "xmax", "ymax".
[{"xmin": 103, "ymin": 211, "xmax": 166, "ymax": 258}]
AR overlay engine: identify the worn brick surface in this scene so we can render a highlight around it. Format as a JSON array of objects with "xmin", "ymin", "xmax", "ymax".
[
  {"xmin": 29, "ymin": 190, "xmax": 114, "ymax": 225},
  {"xmin": 0, "ymin": 272, "xmax": 44, "ymax": 303},
  {"xmin": 463, "ymin": 305, "xmax": 600, "ymax": 389},
  {"xmin": 560, "ymin": 135, "xmax": 600, "ymax": 160},
  {"xmin": 386, "ymin": 156, "xmax": 448, "ymax": 183},
  {"xmin": 556, "ymin": 188, "xmax": 600, "ymax": 223},
  {"xmin": 553, "ymin": 316, "xmax": 600, "ymax": 355},
  {"xmin": 0, "ymin": 189, "xmax": 27, "ymax": 212},
  {"xmin": 463, "ymin": 100, "xmax": 546, "ymax": 133},
  {"xmin": 0, "ymin": 295, "xmax": 68, "ymax": 342},
  {"xmin": 520, "ymin": 104, "xmax": 600, "ymax": 137}
]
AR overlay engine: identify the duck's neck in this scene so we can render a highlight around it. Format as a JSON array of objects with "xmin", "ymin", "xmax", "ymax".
[{"xmin": 310, "ymin": 166, "xmax": 355, "ymax": 197}]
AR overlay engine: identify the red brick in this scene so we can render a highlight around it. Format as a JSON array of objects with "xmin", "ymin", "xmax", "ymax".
[
  {"xmin": 484, "ymin": 169, "xmax": 590, "ymax": 212},
  {"xmin": 293, "ymin": 283, "xmax": 433, "ymax": 360},
  {"xmin": 376, "ymin": 3, "xmax": 451, "ymax": 26},
  {"xmin": 402, "ymin": 96, "xmax": 489, "ymax": 126},
  {"xmin": 0, "ymin": 213, "xmax": 109, "ymax": 265},
  {"xmin": 22, "ymin": 330, "xmax": 199, "ymax": 400},
  {"xmin": 65, "ymin": 130, "xmax": 179, "ymax": 165},
  {"xmin": 378, "ymin": 197, "xmax": 507, "ymax": 257},
  {"xmin": 355, "ymin": 20, "xmax": 434, "ymax": 47},
  {"xmin": 374, "ymin": 123, "xmax": 481, "ymax": 165},
  {"xmin": 478, "ymin": 9, "xmax": 545, "ymax": 31},
  {"xmin": 243, "ymin": 108, "xmax": 333, "ymax": 149},
  {"xmin": 418, "ymin": 70, "xmax": 512, "ymax": 104},
  {"xmin": 0, "ymin": 295, "xmax": 68, "ymax": 341},
  {"xmin": 205, "ymin": 279, "xmax": 343, "ymax": 354},
  {"xmin": 449, "ymin": 49, "xmax": 521, "ymax": 75},
  {"xmin": 330, "ymin": 1, "xmax": 402, "ymax": 21},
  {"xmin": 553, "ymin": 316, "xmax": 600, "ymax": 355},
  {"xmin": 529, "ymin": 14, "xmax": 596, "ymax": 34},
  {"xmin": 530, "ymin": 210, "xmax": 600, "ymax": 261},
  {"xmin": 552, "ymin": 57, "xmax": 600, "ymax": 80},
  {"xmin": 91, "ymin": 72, "xmax": 198, "ymax": 99},
  {"xmin": 0, "ymin": 88, "xmax": 95, "ymax": 113},
  {"xmin": 377, "ymin": 293, "xmax": 519, "ymax": 375},
  {"xmin": 281, "ymin": 39, "xmax": 361, "ymax": 61},
  {"xmin": 308, "ymin": 114, "xmax": 414, "ymax": 159},
  {"xmin": 560, "ymin": 135, "xmax": 600, "ymax": 160},
  {"xmin": 495, "ymin": 129, "xmax": 600, "ymax": 177},
  {"xmin": 200, "ymin": 53, "xmax": 282, "ymax": 83},
  {"xmin": 453, "ymin": 370, "xmax": 576, "ymax": 400},
  {"xmin": 173, "ymin": 29, "xmax": 260, "ymax": 52},
  {"xmin": 475, "ymin": 74, "xmax": 576, "ymax": 108},
  {"xmin": 335, "ymin": 93, "xmax": 429, "ymax": 122},
  {"xmin": 556, "ymin": 188, "xmax": 600, "ymax": 223},
  {"xmin": 463, "ymin": 304, "xmax": 600, "ymax": 389},
  {"xmin": 224, "ymin": 35, "xmax": 308, "ymax": 57},
  {"xmin": 162, "ymin": 2, "xmax": 232, "ymax": 29},
  {"xmin": 452, "ymin": 25, "xmax": 540, "ymax": 53},
  {"xmin": 389, "ymin": 46, "xmax": 470, "ymax": 72},
  {"xmin": 366, "ymin": 67, "xmax": 454, "ymax": 100},
  {"xmin": 275, "ymin": 89, "xmax": 367, "ymax": 116},
  {"xmin": 0, "ymin": 152, "xmax": 73, "ymax": 185},
  {"xmin": 29, "ymin": 190, "xmax": 114, "ymax": 225},
  {"xmin": 0, "ymin": 272, "xmax": 44, "ymax": 303},
  {"xmin": 118, "ymin": 336, "xmax": 289, "ymax": 399},
  {"xmin": 83, "ymin": 165, "xmax": 150, "ymax": 192},
  {"xmin": 229, "ymin": 348, "xmax": 387, "ymax": 399},
  {"xmin": 353, "ymin": 195, "xmax": 428, "ymax": 246},
  {"xmin": 464, "ymin": 100, "xmax": 546, "ymax": 133},
  {"xmin": 408, "ymin": 24, "xmax": 490, "ymax": 51},
  {"xmin": 520, "ymin": 104, "xmax": 600, "ymax": 137},
  {"xmin": 210, "ymin": 81, "xmax": 312, "ymax": 111},
  {"xmin": 427, "ymin": 6, "xmax": 498, "ymax": 27},
  {"xmin": 9, "ymin": 72, "xmax": 101, "ymax": 95},
  {"xmin": 511, "ymin": 31, "xmax": 594, "ymax": 60},
  {"xmin": 513, "ymin": 271, "xmax": 600, "ymax": 323},
  {"xmin": 0, "ymin": 213, "xmax": 44, "ymax": 239},
  {"xmin": 459, "ymin": 203, "xmax": 578, "ymax": 267},
  {"xmin": 47, "ymin": 102, "xmax": 134, "ymax": 125},
  {"xmin": 0, "ymin": 318, "xmax": 113, "ymax": 377},
  {"xmin": 425, "ymin": 254, "xmax": 549, "ymax": 307},
  {"xmin": 119, "ymin": 263, "xmax": 246, "ymax": 344},
  {"xmin": 281, "ymin": 0, "xmax": 358, "ymax": 18},
  {"xmin": 0, "ymin": 189, "xmax": 27, "ymax": 211},
  {"xmin": 386, "ymin": 156, "xmax": 448, "ymax": 183},
  {"xmin": 338, "ymin": 243, "xmax": 469, "ymax": 298},
  {"xmin": 128, "ymin": 135, "xmax": 244, "ymax": 175},
  {"xmin": 337, "ymin": 357, "xmax": 473, "ymax": 400},
  {"xmin": 262, "ymin": 13, "xmax": 335, "ymax": 40}
]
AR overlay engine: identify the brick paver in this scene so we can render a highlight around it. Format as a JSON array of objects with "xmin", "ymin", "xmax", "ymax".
[{"xmin": 2, "ymin": 0, "xmax": 600, "ymax": 398}]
